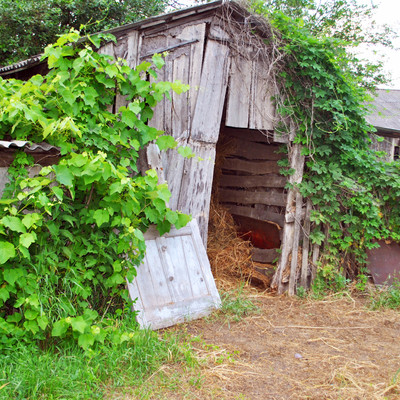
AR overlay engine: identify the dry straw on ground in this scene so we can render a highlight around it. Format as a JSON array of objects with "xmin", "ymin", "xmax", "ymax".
[{"xmin": 207, "ymin": 200, "xmax": 271, "ymax": 289}]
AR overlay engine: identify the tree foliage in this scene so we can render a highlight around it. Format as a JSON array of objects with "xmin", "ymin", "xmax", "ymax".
[
  {"xmin": 0, "ymin": 0, "xmax": 171, "ymax": 66},
  {"xmin": 0, "ymin": 30, "xmax": 190, "ymax": 349}
]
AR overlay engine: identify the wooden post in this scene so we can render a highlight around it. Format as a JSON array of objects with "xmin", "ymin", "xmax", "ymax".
[
  {"xmin": 288, "ymin": 190, "xmax": 303, "ymax": 296},
  {"xmin": 271, "ymin": 141, "xmax": 305, "ymax": 294},
  {"xmin": 311, "ymin": 243, "xmax": 320, "ymax": 282},
  {"xmin": 300, "ymin": 198, "xmax": 312, "ymax": 288}
]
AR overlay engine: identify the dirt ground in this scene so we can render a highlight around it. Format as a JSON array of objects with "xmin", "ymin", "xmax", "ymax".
[{"xmin": 143, "ymin": 291, "xmax": 400, "ymax": 400}]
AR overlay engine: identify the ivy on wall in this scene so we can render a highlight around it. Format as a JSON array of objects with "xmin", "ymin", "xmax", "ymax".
[{"xmin": 250, "ymin": 4, "xmax": 400, "ymax": 284}]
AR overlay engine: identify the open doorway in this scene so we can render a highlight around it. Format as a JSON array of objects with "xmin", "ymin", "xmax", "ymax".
[{"xmin": 208, "ymin": 123, "xmax": 287, "ymax": 286}]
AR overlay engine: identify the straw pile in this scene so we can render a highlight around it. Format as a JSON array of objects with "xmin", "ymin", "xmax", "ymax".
[{"xmin": 207, "ymin": 198, "xmax": 271, "ymax": 289}]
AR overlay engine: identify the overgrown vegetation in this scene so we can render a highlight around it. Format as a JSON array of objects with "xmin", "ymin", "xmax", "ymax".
[
  {"xmin": 249, "ymin": 1, "xmax": 400, "ymax": 283},
  {"xmin": 0, "ymin": 30, "xmax": 191, "ymax": 349}
]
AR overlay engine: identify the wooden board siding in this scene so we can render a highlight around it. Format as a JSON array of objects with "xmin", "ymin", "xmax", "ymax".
[
  {"xmin": 0, "ymin": 168, "xmax": 8, "ymax": 197},
  {"xmin": 127, "ymin": 219, "xmax": 221, "ymax": 330},
  {"xmin": 222, "ymin": 137, "xmax": 283, "ymax": 161},
  {"xmin": 219, "ymin": 173, "xmax": 286, "ymax": 189},
  {"xmin": 215, "ymin": 123, "xmax": 287, "ymax": 267},
  {"xmin": 226, "ymin": 56, "xmax": 252, "ymax": 128},
  {"xmin": 190, "ymin": 39, "xmax": 230, "ymax": 144},
  {"xmin": 225, "ymin": 204, "xmax": 284, "ymax": 227},
  {"xmin": 221, "ymin": 159, "xmax": 280, "ymax": 174},
  {"xmin": 115, "ymin": 31, "xmax": 140, "ymax": 111},
  {"xmin": 225, "ymin": 56, "xmax": 276, "ymax": 131},
  {"xmin": 216, "ymin": 125, "xmax": 287, "ymax": 219},
  {"xmin": 103, "ymin": 17, "xmax": 285, "ymax": 254},
  {"xmin": 139, "ymin": 23, "xmax": 219, "ymax": 244},
  {"xmin": 249, "ymin": 60, "xmax": 275, "ymax": 130},
  {"xmin": 177, "ymin": 141, "xmax": 216, "ymax": 243},
  {"xmin": 143, "ymin": 23, "xmax": 207, "ymax": 139},
  {"xmin": 219, "ymin": 188, "xmax": 286, "ymax": 207},
  {"xmin": 252, "ymin": 248, "xmax": 279, "ymax": 263}
]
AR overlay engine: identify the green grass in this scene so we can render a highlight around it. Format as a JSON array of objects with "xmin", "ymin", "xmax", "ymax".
[
  {"xmin": 0, "ymin": 284, "xmax": 259, "ymax": 400},
  {"xmin": 0, "ymin": 328, "xmax": 199, "ymax": 400},
  {"xmin": 368, "ymin": 279, "xmax": 400, "ymax": 310},
  {"xmin": 217, "ymin": 284, "xmax": 260, "ymax": 323}
]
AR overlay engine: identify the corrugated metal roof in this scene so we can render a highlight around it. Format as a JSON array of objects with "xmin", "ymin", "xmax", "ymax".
[
  {"xmin": 0, "ymin": 0, "xmax": 224, "ymax": 75},
  {"xmin": 0, "ymin": 140, "xmax": 59, "ymax": 152},
  {"xmin": 0, "ymin": 55, "xmax": 42, "ymax": 75},
  {"xmin": 366, "ymin": 89, "xmax": 400, "ymax": 134}
]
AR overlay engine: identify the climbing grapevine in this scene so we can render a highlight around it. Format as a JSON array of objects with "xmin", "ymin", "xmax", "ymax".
[
  {"xmin": 250, "ymin": 3, "xmax": 400, "ymax": 285},
  {"xmin": 0, "ymin": 30, "xmax": 190, "ymax": 348}
]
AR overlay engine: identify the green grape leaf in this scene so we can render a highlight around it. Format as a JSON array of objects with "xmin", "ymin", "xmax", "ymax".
[{"xmin": 0, "ymin": 241, "xmax": 16, "ymax": 264}]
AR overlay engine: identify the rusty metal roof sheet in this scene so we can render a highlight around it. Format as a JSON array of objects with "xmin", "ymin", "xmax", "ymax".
[
  {"xmin": 0, "ymin": 140, "xmax": 59, "ymax": 152},
  {"xmin": 0, "ymin": 55, "xmax": 42, "ymax": 75},
  {"xmin": 366, "ymin": 89, "xmax": 400, "ymax": 134}
]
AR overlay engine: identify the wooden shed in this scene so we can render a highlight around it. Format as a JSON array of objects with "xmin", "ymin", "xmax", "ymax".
[
  {"xmin": 0, "ymin": 1, "xmax": 320, "ymax": 294},
  {"xmin": 367, "ymin": 89, "xmax": 400, "ymax": 162}
]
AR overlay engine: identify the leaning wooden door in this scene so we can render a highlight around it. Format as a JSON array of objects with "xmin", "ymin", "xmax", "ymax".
[{"xmin": 127, "ymin": 219, "xmax": 221, "ymax": 330}]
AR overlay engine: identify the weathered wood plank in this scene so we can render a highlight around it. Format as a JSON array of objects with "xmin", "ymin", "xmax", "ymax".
[
  {"xmin": 171, "ymin": 54, "xmax": 190, "ymax": 139},
  {"xmin": 146, "ymin": 143, "xmax": 166, "ymax": 186},
  {"xmin": 144, "ymin": 23, "xmax": 206, "ymax": 139},
  {"xmin": 149, "ymin": 67, "xmax": 165, "ymax": 131},
  {"xmin": 209, "ymin": 24, "xmax": 230, "ymax": 41},
  {"xmin": 190, "ymin": 40, "xmax": 230, "ymax": 143},
  {"xmin": 222, "ymin": 158, "xmax": 280, "ymax": 174},
  {"xmin": 273, "ymin": 129, "xmax": 291, "ymax": 144},
  {"xmin": 226, "ymin": 204, "xmax": 284, "ymax": 227},
  {"xmin": 249, "ymin": 60, "xmax": 275, "ymax": 130},
  {"xmin": 222, "ymin": 137, "xmax": 284, "ymax": 161},
  {"xmin": 285, "ymin": 208, "xmax": 306, "ymax": 223},
  {"xmin": 226, "ymin": 56, "xmax": 252, "ymax": 128},
  {"xmin": 140, "ymin": 297, "xmax": 218, "ymax": 329},
  {"xmin": 189, "ymin": 218, "xmax": 221, "ymax": 305},
  {"xmin": 301, "ymin": 198, "xmax": 312, "ymax": 288},
  {"xmin": 270, "ymin": 190, "xmax": 295, "ymax": 291},
  {"xmin": 97, "ymin": 42, "xmax": 115, "ymax": 57},
  {"xmin": 134, "ymin": 240, "xmax": 172, "ymax": 309},
  {"xmin": 272, "ymin": 142, "xmax": 306, "ymax": 294},
  {"xmin": 176, "ymin": 141, "xmax": 216, "ymax": 244},
  {"xmin": 180, "ymin": 234, "xmax": 210, "ymax": 298},
  {"xmin": 219, "ymin": 173, "xmax": 286, "ymax": 189},
  {"xmin": 219, "ymin": 189, "xmax": 287, "ymax": 207},
  {"xmin": 224, "ymin": 127, "xmax": 274, "ymax": 144},
  {"xmin": 163, "ymin": 51, "xmax": 173, "ymax": 136},
  {"xmin": 0, "ymin": 168, "xmax": 9, "ymax": 197},
  {"xmin": 144, "ymin": 224, "xmax": 192, "ymax": 240},
  {"xmin": 311, "ymin": 243, "xmax": 320, "ymax": 282},
  {"xmin": 140, "ymin": 33, "xmax": 168, "ymax": 132},
  {"xmin": 140, "ymin": 39, "xmax": 198, "ymax": 58},
  {"xmin": 175, "ymin": 23, "xmax": 206, "ymax": 125},
  {"xmin": 252, "ymin": 248, "xmax": 279, "ymax": 264},
  {"xmin": 115, "ymin": 31, "xmax": 140, "ymax": 111},
  {"xmin": 288, "ymin": 191, "xmax": 303, "ymax": 296},
  {"xmin": 156, "ymin": 235, "xmax": 192, "ymax": 303},
  {"xmin": 127, "ymin": 219, "xmax": 221, "ymax": 330},
  {"xmin": 163, "ymin": 144, "xmax": 186, "ymax": 211}
]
